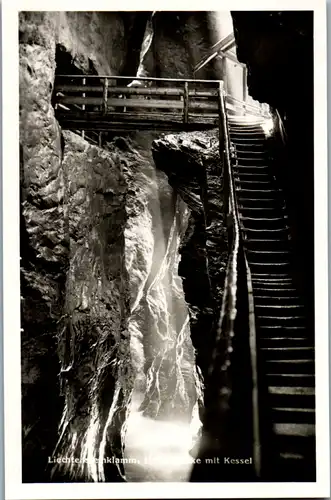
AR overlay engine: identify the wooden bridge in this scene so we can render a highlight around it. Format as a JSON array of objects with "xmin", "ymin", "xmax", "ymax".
[{"xmin": 54, "ymin": 75, "xmax": 270, "ymax": 134}]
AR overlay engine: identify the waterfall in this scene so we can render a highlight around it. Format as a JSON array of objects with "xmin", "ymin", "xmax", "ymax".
[{"xmin": 123, "ymin": 153, "xmax": 201, "ymax": 481}]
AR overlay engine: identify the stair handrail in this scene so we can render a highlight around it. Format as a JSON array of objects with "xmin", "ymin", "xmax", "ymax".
[
  {"xmin": 221, "ymin": 80, "xmax": 261, "ymax": 476},
  {"xmin": 207, "ymin": 80, "xmax": 261, "ymax": 477}
]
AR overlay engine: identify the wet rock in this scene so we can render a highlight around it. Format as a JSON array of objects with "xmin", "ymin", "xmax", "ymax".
[
  {"xmin": 106, "ymin": 135, "xmax": 198, "ymax": 424},
  {"xmin": 52, "ymin": 132, "xmax": 131, "ymax": 482},
  {"xmin": 19, "ymin": 10, "xmax": 218, "ymax": 483},
  {"xmin": 19, "ymin": 12, "xmax": 67, "ymax": 482},
  {"xmin": 152, "ymin": 131, "xmax": 228, "ymax": 381}
]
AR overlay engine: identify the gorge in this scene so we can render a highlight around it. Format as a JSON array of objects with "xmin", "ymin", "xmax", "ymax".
[{"xmin": 19, "ymin": 10, "xmax": 314, "ymax": 483}]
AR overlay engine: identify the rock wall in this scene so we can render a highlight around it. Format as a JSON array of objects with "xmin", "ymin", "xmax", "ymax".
[
  {"xmin": 131, "ymin": 11, "xmax": 217, "ymax": 80},
  {"xmin": 152, "ymin": 131, "xmax": 228, "ymax": 384},
  {"xmin": 20, "ymin": 11, "xmax": 67, "ymax": 482},
  {"xmin": 19, "ymin": 9, "xmax": 238, "ymax": 482},
  {"xmin": 106, "ymin": 134, "xmax": 198, "ymax": 423},
  {"xmin": 51, "ymin": 132, "xmax": 131, "ymax": 482},
  {"xmin": 20, "ymin": 10, "xmax": 218, "ymax": 482},
  {"xmin": 20, "ymin": 21, "xmax": 133, "ymax": 476}
]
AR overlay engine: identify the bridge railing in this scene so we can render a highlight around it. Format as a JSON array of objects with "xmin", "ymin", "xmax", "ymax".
[{"xmin": 53, "ymin": 75, "xmax": 269, "ymax": 131}]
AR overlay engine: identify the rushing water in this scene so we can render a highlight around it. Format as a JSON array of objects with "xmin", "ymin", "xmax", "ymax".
[
  {"xmin": 122, "ymin": 146, "xmax": 201, "ymax": 481},
  {"xmin": 124, "ymin": 394, "xmax": 201, "ymax": 482}
]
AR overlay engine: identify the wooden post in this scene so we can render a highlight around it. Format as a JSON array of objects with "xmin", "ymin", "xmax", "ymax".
[
  {"xmin": 223, "ymin": 58, "xmax": 228, "ymax": 94},
  {"xmin": 98, "ymin": 132, "xmax": 103, "ymax": 148},
  {"xmin": 82, "ymin": 77, "xmax": 86, "ymax": 139},
  {"xmin": 243, "ymin": 67, "xmax": 247, "ymax": 117},
  {"xmin": 218, "ymin": 80, "xmax": 231, "ymax": 218},
  {"xmin": 103, "ymin": 78, "xmax": 108, "ymax": 114},
  {"xmin": 218, "ymin": 81, "xmax": 225, "ymax": 164},
  {"xmin": 183, "ymin": 81, "xmax": 189, "ymax": 124}
]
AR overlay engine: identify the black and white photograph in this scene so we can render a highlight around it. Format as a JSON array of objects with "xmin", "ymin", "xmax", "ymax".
[{"xmin": 2, "ymin": 1, "xmax": 330, "ymax": 498}]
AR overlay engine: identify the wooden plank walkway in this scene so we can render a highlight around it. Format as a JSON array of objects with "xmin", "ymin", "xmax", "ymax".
[{"xmin": 54, "ymin": 75, "xmax": 269, "ymax": 132}]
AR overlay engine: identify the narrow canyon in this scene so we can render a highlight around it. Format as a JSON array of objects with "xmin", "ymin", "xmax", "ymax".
[{"xmin": 20, "ymin": 11, "xmax": 314, "ymax": 482}]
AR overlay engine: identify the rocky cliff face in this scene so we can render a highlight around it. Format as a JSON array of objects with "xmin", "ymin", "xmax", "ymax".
[
  {"xmin": 20, "ymin": 11, "xmax": 222, "ymax": 482},
  {"xmin": 152, "ymin": 131, "xmax": 228, "ymax": 384},
  {"xmin": 50, "ymin": 132, "xmax": 131, "ymax": 482},
  {"xmin": 20, "ymin": 12, "xmax": 67, "ymax": 482},
  {"xmin": 137, "ymin": 12, "xmax": 215, "ymax": 79}
]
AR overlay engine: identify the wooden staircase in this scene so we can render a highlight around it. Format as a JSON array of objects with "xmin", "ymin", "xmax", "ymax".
[{"xmin": 228, "ymin": 117, "xmax": 316, "ymax": 481}]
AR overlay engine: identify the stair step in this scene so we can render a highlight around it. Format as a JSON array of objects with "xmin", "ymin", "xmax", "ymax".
[
  {"xmin": 253, "ymin": 283, "xmax": 295, "ymax": 290},
  {"xmin": 239, "ymin": 202, "xmax": 280, "ymax": 211},
  {"xmin": 240, "ymin": 206, "xmax": 284, "ymax": 214},
  {"xmin": 230, "ymin": 133, "xmax": 266, "ymax": 139},
  {"xmin": 229, "ymin": 120, "xmax": 265, "ymax": 125},
  {"xmin": 280, "ymin": 452, "xmax": 305, "ymax": 460},
  {"xmin": 234, "ymin": 149, "xmax": 266, "ymax": 155},
  {"xmin": 276, "ymin": 433, "xmax": 316, "ymax": 457},
  {"xmin": 250, "ymin": 266, "xmax": 291, "ymax": 274},
  {"xmin": 262, "ymin": 346, "xmax": 313, "ymax": 350},
  {"xmin": 245, "ymin": 232, "xmax": 289, "ymax": 242},
  {"xmin": 229, "ymin": 136, "xmax": 265, "ymax": 141},
  {"xmin": 229, "ymin": 133, "xmax": 266, "ymax": 139},
  {"xmin": 252, "ymin": 275, "xmax": 292, "ymax": 281},
  {"xmin": 250, "ymin": 261, "xmax": 291, "ymax": 266},
  {"xmin": 229, "ymin": 118, "xmax": 264, "ymax": 124},
  {"xmin": 274, "ymin": 423, "xmax": 315, "ymax": 438},
  {"xmin": 235, "ymin": 180, "xmax": 273, "ymax": 189},
  {"xmin": 261, "ymin": 335, "xmax": 308, "ymax": 342},
  {"xmin": 237, "ymin": 187, "xmax": 277, "ymax": 194},
  {"xmin": 257, "ymin": 316, "xmax": 306, "ymax": 328},
  {"xmin": 253, "ymin": 287, "xmax": 298, "ymax": 295},
  {"xmin": 267, "ymin": 373, "xmax": 315, "ymax": 387},
  {"xmin": 266, "ymin": 359, "xmax": 314, "ymax": 374},
  {"xmin": 269, "ymin": 386, "xmax": 315, "ymax": 396},
  {"xmin": 231, "ymin": 136, "xmax": 265, "ymax": 143},
  {"xmin": 241, "ymin": 216, "xmax": 285, "ymax": 224},
  {"xmin": 234, "ymin": 174, "xmax": 272, "ymax": 182},
  {"xmin": 229, "ymin": 125, "xmax": 264, "ymax": 130},
  {"xmin": 243, "ymin": 225, "xmax": 288, "ymax": 232},
  {"xmin": 249, "ymin": 263, "xmax": 291, "ymax": 273},
  {"xmin": 255, "ymin": 296, "xmax": 302, "ymax": 304},
  {"xmin": 268, "ymin": 387, "xmax": 315, "ymax": 409},
  {"xmin": 249, "ymin": 249, "xmax": 290, "ymax": 254},
  {"xmin": 245, "ymin": 239, "xmax": 290, "ymax": 251},
  {"xmin": 231, "ymin": 143, "xmax": 265, "ymax": 148},
  {"xmin": 238, "ymin": 198, "xmax": 282, "ymax": 209},
  {"xmin": 272, "ymin": 407, "xmax": 315, "ymax": 424},
  {"xmin": 229, "ymin": 124, "xmax": 264, "ymax": 129},
  {"xmin": 234, "ymin": 173, "xmax": 273, "ymax": 181},
  {"xmin": 253, "ymin": 284, "xmax": 295, "ymax": 291},
  {"xmin": 235, "ymin": 157, "xmax": 271, "ymax": 165},
  {"xmin": 241, "ymin": 220, "xmax": 287, "ymax": 233},
  {"xmin": 261, "ymin": 346, "xmax": 314, "ymax": 360},
  {"xmin": 261, "ymin": 337, "xmax": 309, "ymax": 343},
  {"xmin": 234, "ymin": 164, "xmax": 270, "ymax": 171},
  {"xmin": 246, "ymin": 249, "xmax": 291, "ymax": 263},
  {"xmin": 259, "ymin": 326, "xmax": 308, "ymax": 339},
  {"xmin": 229, "ymin": 132, "xmax": 265, "ymax": 138},
  {"xmin": 229, "ymin": 126, "xmax": 264, "ymax": 132},
  {"xmin": 256, "ymin": 304, "xmax": 304, "ymax": 311}
]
